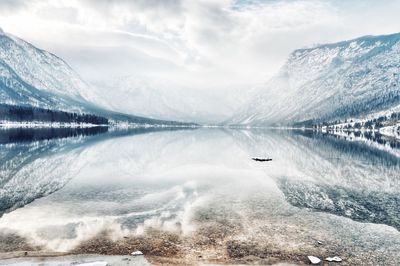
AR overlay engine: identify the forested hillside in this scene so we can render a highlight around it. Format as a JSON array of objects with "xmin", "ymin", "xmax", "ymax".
[{"xmin": 0, "ymin": 104, "xmax": 108, "ymax": 125}]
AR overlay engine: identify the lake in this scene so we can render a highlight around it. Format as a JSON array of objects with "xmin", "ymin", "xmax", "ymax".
[{"xmin": 0, "ymin": 127, "xmax": 399, "ymax": 265}]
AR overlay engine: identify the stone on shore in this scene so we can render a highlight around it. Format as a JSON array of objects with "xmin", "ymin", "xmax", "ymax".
[
  {"xmin": 326, "ymin": 256, "xmax": 342, "ymax": 262},
  {"xmin": 131, "ymin": 251, "xmax": 144, "ymax": 256},
  {"xmin": 307, "ymin": 255, "xmax": 321, "ymax": 264}
]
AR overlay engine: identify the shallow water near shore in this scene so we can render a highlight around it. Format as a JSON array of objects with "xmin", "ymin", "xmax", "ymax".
[{"xmin": 0, "ymin": 128, "xmax": 399, "ymax": 265}]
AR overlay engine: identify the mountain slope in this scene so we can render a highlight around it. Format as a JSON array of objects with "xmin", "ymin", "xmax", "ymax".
[
  {"xmin": 0, "ymin": 30, "xmax": 96, "ymax": 103},
  {"xmin": 231, "ymin": 32, "xmax": 400, "ymax": 126},
  {"xmin": 0, "ymin": 29, "xmax": 191, "ymax": 126},
  {"xmin": 0, "ymin": 33, "xmax": 89, "ymax": 112},
  {"xmin": 91, "ymin": 75, "xmax": 255, "ymax": 124}
]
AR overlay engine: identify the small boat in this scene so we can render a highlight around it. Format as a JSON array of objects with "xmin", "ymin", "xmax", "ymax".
[{"xmin": 252, "ymin": 157, "xmax": 272, "ymax": 162}]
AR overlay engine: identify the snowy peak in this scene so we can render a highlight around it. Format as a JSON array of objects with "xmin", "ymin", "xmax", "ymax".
[
  {"xmin": 0, "ymin": 31, "xmax": 195, "ymax": 126},
  {"xmin": 92, "ymin": 75, "xmax": 250, "ymax": 124},
  {"xmin": 296, "ymin": 32, "xmax": 400, "ymax": 53},
  {"xmin": 232, "ymin": 32, "xmax": 400, "ymax": 126},
  {"xmin": 0, "ymin": 32, "xmax": 98, "ymax": 104},
  {"xmin": 288, "ymin": 33, "xmax": 400, "ymax": 88}
]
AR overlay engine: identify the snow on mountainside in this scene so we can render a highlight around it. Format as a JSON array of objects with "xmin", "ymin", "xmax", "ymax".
[
  {"xmin": 0, "ymin": 31, "xmax": 100, "ymax": 105},
  {"xmin": 231, "ymin": 32, "xmax": 400, "ymax": 126},
  {"xmin": 0, "ymin": 29, "xmax": 102, "ymax": 113},
  {"xmin": 92, "ymin": 76, "xmax": 254, "ymax": 124},
  {"xmin": 0, "ymin": 29, "xmax": 192, "ymax": 126}
]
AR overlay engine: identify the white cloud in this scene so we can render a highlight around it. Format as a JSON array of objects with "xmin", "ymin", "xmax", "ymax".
[{"xmin": 0, "ymin": 0, "xmax": 399, "ymax": 91}]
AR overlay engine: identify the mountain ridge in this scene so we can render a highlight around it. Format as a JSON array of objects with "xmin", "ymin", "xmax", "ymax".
[
  {"xmin": 0, "ymin": 30, "xmax": 194, "ymax": 126},
  {"xmin": 230, "ymin": 31, "xmax": 400, "ymax": 126}
]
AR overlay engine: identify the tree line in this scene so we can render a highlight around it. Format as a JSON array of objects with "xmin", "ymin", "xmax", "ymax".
[{"xmin": 0, "ymin": 104, "xmax": 108, "ymax": 125}]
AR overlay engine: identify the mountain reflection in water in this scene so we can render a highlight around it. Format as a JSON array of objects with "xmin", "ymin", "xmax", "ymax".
[{"xmin": 0, "ymin": 128, "xmax": 399, "ymax": 265}]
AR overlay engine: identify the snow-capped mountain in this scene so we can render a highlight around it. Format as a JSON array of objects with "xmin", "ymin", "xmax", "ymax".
[
  {"xmin": 0, "ymin": 29, "xmax": 100, "ymax": 111},
  {"xmin": 231, "ymin": 32, "xmax": 400, "ymax": 126},
  {"xmin": 0, "ymin": 29, "xmax": 190, "ymax": 126},
  {"xmin": 92, "ymin": 76, "xmax": 254, "ymax": 124}
]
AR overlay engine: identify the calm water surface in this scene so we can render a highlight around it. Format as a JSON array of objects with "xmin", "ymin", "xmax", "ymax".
[{"xmin": 0, "ymin": 128, "xmax": 399, "ymax": 264}]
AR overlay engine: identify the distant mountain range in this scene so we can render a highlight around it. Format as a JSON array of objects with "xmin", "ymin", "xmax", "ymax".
[
  {"xmin": 2, "ymin": 28, "xmax": 399, "ymax": 128},
  {"xmin": 0, "ymin": 29, "xmax": 192, "ymax": 126},
  {"xmin": 231, "ymin": 32, "xmax": 400, "ymax": 126},
  {"xmin": 90, "ymin": 76, "xmax": 254, "ymax": 124}
]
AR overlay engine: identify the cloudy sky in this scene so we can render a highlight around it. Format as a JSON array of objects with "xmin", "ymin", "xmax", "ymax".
[{"xmin": 1, "ymin": 0, "xmax": 400, "ymax": 91}]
